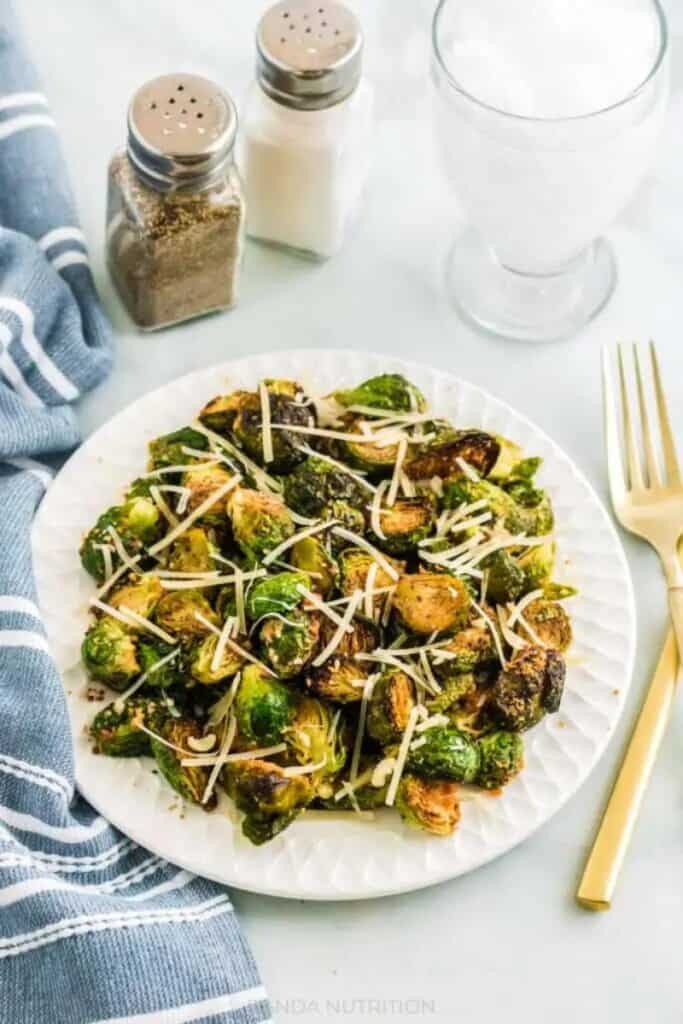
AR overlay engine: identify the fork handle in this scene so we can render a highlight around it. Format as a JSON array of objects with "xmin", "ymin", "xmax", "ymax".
[
  {"xmin": 576, "ymin": 628, "xmax": 679, "ymax": 911},
  {"xmin": 668, "ymin": 586, "xmax": 683, "ymax": 665}
]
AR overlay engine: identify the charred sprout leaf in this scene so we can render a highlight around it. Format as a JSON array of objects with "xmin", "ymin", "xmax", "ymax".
[
  {"xmin": 286, "ymin": 696, "xmax": 347, "ymax": 773},
  {"xmin": 80, "ymin": 498, "xmax": 163, "ymax": 584},
  {"xmin": 307, "ymin": 656, "xmax": 365, "ymax": 704},
  {"xmin": 283, "ymin": 456, "xmax": 368, "ymax": 519},
  {"xmin": 190, "ymin": 634, "xmax": 244, "ymax": 685},
  {"xmin": 245, "ymin": 571, "xmax": 309, "ymax": 621},
  {"xmin": 510, "ymin": 457, "xmax": 542, "ymax": 481},
  {"xmin": 504, "ymin": 478, "xmax": 545, "ymax": 508},
  {"xmin": 153, "ymin": 589, "xmax": 218, "ymax": 639},
  {"xmin": 434, "ymin": 623, "xmax": 496, "ymax": 677},
  {"xmin": 366, "ymin": 668, "xmax": 416, "ymax": 745},
  {"xmin": 151, "ymin": 719, "xmax": 216, "ymax": 809},
  {"xmin": 518, "ymin": 542, "xmax": 556, "ymax": 591},
  {"xmin": 232, "ymin": 388, "xmax": 311, "ymax": 473},
  {"xmin": 148, "ymin": 427, "xmax": 209, "ymax": 470},
  {"xmin": 427, "ymin": 672, "xmax": 476, "ymax": 714},
  {"xmin": 198, "ymin": 391, "xmax": 252, "ymax": 435},
  {"xmin": 234, "ymin": 664, "xmax": 297, "ymax": 745},
  {"xmin": 289, "ymin": 534, "xmax": 339, "ymax": 597},
  {"xmin": 108, "ymin": 574, "xmax": 163, "ymax": 623},
  {"xmin": 396, "ymin": 775, "xmax": 461, "ymax": 836},
  {"xmin": 263, "ymin": 378, "xmax": 303, "ymax": 399},
  {"xmin": 480, "ymin": 550, "xmax": 526, "ymax": 605},
  {"xmin": 137, "ymin": 638, "xmax": 182, "ymax": 689},
  {"xmin": 333, "ymin": 373, "xmax": 426, "ymax": 414},
  {"xmin": 542, "ymin": 582, "xmax": 578, "ymax": 601},
  {"xmin": 228, "ymin": 488, "xmax": 294, "ymax": 563},
  {"xmin": 518, "ymin": 598, "xmax": 572, "ymax": 652},
  {"xmin": 372, "ymin": 496, "xmax": 436, "ymax": 555},
  {"xmin": 166, "ymin": 527, "xmax": 214, "ymax": 574},
  {"xmin": 180, "ymin": 464, "xmax": 234, "ymax": 526},
  {"xmin": 393, "ymin": 574, "xmax": 470, "ymax": 635},
  {"xmin": 90, "ymin": 696, "xmax": 165, "ymax": 756},
  {"xmin": 489, "ymin": 437, "xmax": 524, "ymax": 481},
  {"xmin": 82, "ymin": 617, "xmax": 139, "ymax": 690},
  {"xmin": 260, "ymin": 609, "xmax": 321, "ymax": 678},
  {"xmin": 476, "ymin": 731, "xmax": 524, "ymax": 790},
  {"xmin": 223, "ymin": 759, "xmax": 314, "ymax": 845},
  {"xmin": 442, "ymin": 478, "xmax": 554, "ymax": 536},
  {"xmin": 406, "ymin": 725, "xmax": 481, "ymax": 782},
  {"xmin": 325, "ymin": 500, "xmax": 366, "ymax": 552},
  {"xmin": 491, "ymin": 646, "xmax": 566, "ymax": 731},
  {"xmin": 405, "ymin": 430, "xmax": 500, "ymax": 482}
]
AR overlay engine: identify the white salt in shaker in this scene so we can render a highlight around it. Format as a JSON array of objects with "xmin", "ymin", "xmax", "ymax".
[{"xmin": 241, "ymin": 0, "xmax": 373, "ymax": 260}]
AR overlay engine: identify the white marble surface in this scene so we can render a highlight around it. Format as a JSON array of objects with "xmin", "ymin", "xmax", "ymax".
[{"xmin": 19, "ymin": 1, "xmax": 683, "ymax": 1021}]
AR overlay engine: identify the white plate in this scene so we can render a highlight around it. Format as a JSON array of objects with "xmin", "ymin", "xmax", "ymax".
[{"xmin": 32, "ymin": 349, "xmax": 635, "ymax": 900}]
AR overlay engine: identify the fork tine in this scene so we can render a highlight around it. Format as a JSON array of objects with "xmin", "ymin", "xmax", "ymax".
[
  {"xmin": 601, "ymin": 347, "xmax": 626, "ymax": 506},
  {"xmin": 617, "ymin": 344, "xmax": 643, "ymax": 492},
  {"xmin": 650, "ymin": 342, "xmax": 681, "ymax": 486},
  {"xmin": 633, "ymin": 344, "xmax": 662, "ymax": 488}
]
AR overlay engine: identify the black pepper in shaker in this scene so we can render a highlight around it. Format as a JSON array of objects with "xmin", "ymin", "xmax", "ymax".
[{"xmin": 106, "ymin": 73, "xmax": 245, "ymax": 330}]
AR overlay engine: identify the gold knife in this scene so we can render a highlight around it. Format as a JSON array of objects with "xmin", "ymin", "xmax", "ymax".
[{"xmin": 576, "ymin": 629, "xmax": 679, "ymax": 910}]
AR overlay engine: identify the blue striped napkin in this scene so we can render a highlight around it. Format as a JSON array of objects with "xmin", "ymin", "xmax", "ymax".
[{"xmin": 0, "ymin": 4, "xmax": 270, "ymax": 1022}]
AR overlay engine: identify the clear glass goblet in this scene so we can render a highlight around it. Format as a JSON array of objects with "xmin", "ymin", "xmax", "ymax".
[{"xmin": 431, "ymin": 0, "xmax": 669, "ymax": 342}]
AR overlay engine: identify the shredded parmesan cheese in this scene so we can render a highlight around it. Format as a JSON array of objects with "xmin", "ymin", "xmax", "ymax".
[
  {"xmin": 90, "ymin": 598, "xmax": 176, "ymax": 645},
  {"xmin": 364, "ymin": 562, "xmax": 379, "ymax": 619},
  {"xmin": 263, "ymin": 518, "xmax": 336, "ymax": 566},
  {"xmin": 159, "ymin": 570, "xmax": 265, "ymax": 591},
  {"xmin": 312, "ymin": 590, "xmax": 363, "ymax": 667},
  {"xmin": 94, "ymin": 544, "xmax": 114, "ymax": 582},
  {"xmin": 114, "ymin": 646, "xmax": 180, "ymax": 704},
  {"xmin": 282, "ymin": 758, "xmax": 327, "ymax": 777},
  {"xmin": 95, "ymin": 557, "xmax": 142, "ymax": 600},
  {"xmin": 386, "ymin": 437, "xmax": 407, "ymax": 508},
  {"xmin": 158, "ymin": 484, "xmax": 191, "ymax": 515},
  {"xmin": 202, "ymin": 711, "xmax": 237, "ymax": 805},
  {"xmin": 385, "ymin": 705, "xmax": 421, "ymax": 807},
  {"xmin": 506, "ymin": 588, "xmax": 545, "ymax": 627},
  {"xmin": 456, "ymin": 457, "xmax": 480, "ymax": 482},
  {"xmin": 414, "ymin": 713, "xmax": 450, "ymax": 733},
  {"xmin": 259, "ymin": 382, "xmax": 274, "ymax": 464},
  {"xmin": 149, "ymin": 485, "xmax": 179, "ymax": 527},
  {"xmin": 293, "ymin": 442, "xmax": 376, "ymax": 493},
  {"xmin": 271, "ymin": 422, "xmax": 405, "ymax": 446},
  {"xmin": 194, "ymin": 612, "xmax": 277, "ymax": 677},
  {"xmin": 148, "ymin": 476, "xmax": 240, "ymax": 555},
  {"xmin": 211, "ymin": 616, "xmax": 236, "ymax": 672},
  {"xmin": 183, "ymin": 742, "xmax": 287, "ymax": 767},
  {"xmin": 296, "ymin": 585, "xmax": 354, "ymax": 633},
  {"xmin": 369, "ymin": 480, "xmax": 389, "ymax": 540},
  {"xmin": 106, "ymin": 526, "xmax": 141, "ymax": 575},
  {"xmin": 191, "ymin": 421, "xmax": 282, "ymax": 493},
  {"xmin": 350, "ymin": 673, "xmax": 379, "ymax": 783},
  {"xmin": 371, "ymin": 757, "xmax": 397, "ymax": 788},
  {"xmin": 143, "ymin": 460, "xmax": 221, "ymax": 478},
  {"xmin": 471, "ymin": 599, "xmax": 507, "ymax": 668},
  {"xmin": 399, "ymin": 470, "xmax": 415, "ymax": 498}
]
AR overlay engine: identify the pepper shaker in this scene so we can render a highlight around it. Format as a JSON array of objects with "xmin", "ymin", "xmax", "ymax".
[
  {"xmin": 241, "ymin": 0, "xmax": 373, "ymax": 260},
  {"xmin": 107, "ymin": 73, "xmax": 245, "ymax": 331}
]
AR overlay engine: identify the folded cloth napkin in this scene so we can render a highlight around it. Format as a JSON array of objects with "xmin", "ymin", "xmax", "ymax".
[{"xmin": 0, "ymin": 6, "xmax": 270, "ymax": 1023}]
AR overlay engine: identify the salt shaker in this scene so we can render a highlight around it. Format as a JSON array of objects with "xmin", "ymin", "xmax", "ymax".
[
  {"xmin": 107, "ymin": 73, "xmax": 245, "ymax": 331},
  {"xmin": 241, "ymin": 0, "xmax": 373, "ymax": 260}
]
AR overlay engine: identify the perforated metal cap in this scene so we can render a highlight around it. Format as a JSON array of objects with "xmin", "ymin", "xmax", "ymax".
[
  {"xmin": 256, "ymin": 1, "xmax": 363, "ymax": 110},
  {"xmin": 127, "ymin": 73, "xmax": 238, "ymax": 191}
]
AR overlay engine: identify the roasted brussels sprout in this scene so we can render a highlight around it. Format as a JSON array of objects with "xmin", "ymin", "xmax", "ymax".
[
  {"xmin": 108, "ymin": 575, "xmax": 163, "ymax": 623},
  {"xmin": 82, "ymin": 617, "xmax": 139, "ymax": 690},
  {"xmin": 339, "ymin": 416, "xmax": 401, "ymax": 477},
  {"xmin": 504, "ymin": 476, "xmax": 545, "ymax": 509},
  {"xmin": 366, "ymin": 669, "xmax": 416, "ymax": 745},
  {"xmin": 189, "ymin": 634, "xmax": 244, "ymax": 685},
  {"xmin": 393, "ymin": 574, "xmax": 470, "ymax": 635},
  {"xmin": 283, "ymin": 456, "xmax": 368, "ymax": 519},
  {"xmin": 489, "ymin": 437, "xmax": 524, "ymax": 481},
  {"xmin": 234, "ymin": 665, "xmax": 297, "ymax": 745},
  {"xmin": 518, "ymin": 541, "xmax": 555, "ymax": 590},
  {"xmin": 338, "ymin": 548, "xmax": 405, "ymax": 606},
  {"xmin": 199, "ymin": 391, "xmax": 251, "ymax": 435},
  {"xmin": 427, "ymin": 672, "xmax": 476, "ymax": 714},
  {"xmin": 443, "ymin": 479, "xmax": 553, "ymax": 536},
  {"xmin": 371, "ymin": 496, "xmax": 436, "ymax": 555},
  {"xmin": 476, "ymin": 731, "xmax": 524, "ymax": 790},
  {"xmin": 406, "ymin": 725, "xmax": 481, "ymax": 783},
  {"xmin": 286, "ymin": 696, "xmax": 347, "ymax": 773},
  {"xmin": 325, "ymin": 500, "xmax": 366, "ymax": 550},
  {"xmin": 289, "ymin": 534, "xmax": 339, "ymax": 597},
  {"xmin": 80, "ymin": 498, "xmax": 163, "ymax": 584},
  {"xmin": 148, "ymin": 427, "xmax": 210, "ymax": 470},
  {"xmin": 166, "ymin": 527, "xmax": 214, "ymax": 574},
  {"xmin": 153, "ymin": 589, "xmax": 218, "ymax": 639},
  {"xmin": 259, "ymin": 609, "xmax": 321, "ymax": 678},
  {"xmin": 223, "ymin": 758, "xmax": 314, "ymax": 845},
  {"xmin": 434, "ymin": 623, "xmax": 496, "ymax": 676},
  {"xmin": 332, "ymin": 373, "xmax": 426, "ymax": 414},
  {"xmin": 245, "ymin": 571, "xmax": 309, "ymax": 621},
  {"xmin": 90, "ymin": 696, "xmax": 164, "ymax": 756},
  {"xmin": 228, "ymin": 488, "xmax": 294, "ymax": 563},
  {"xmin": 491, "ymin": 646, "xmax": 566, "ymax": 731},
  {"xmin": 232, "ymin": 388, "xmax": 311, "ymax": 473},
  {"xmin": 180, "ymin": 464, "xmax": 234, "ymax": 526},
  {"xmin": 318, "ymin": 613, "xmax": 379, "ymax": 658},
  {"xmin": 396, "ymin": 775, "xmax": 461, "ymax": 836},
  {"xmin": 307, "ymin": 656, "xmax": 366, "ymax": 704},
  {"xmin": 481, "ymin": 550, "xmax": 526, "ymax": 605},
  {"xmin": 137, "ymin": 638, "xmax": 182, "ymax": 689},
  {"xmin": 151, "ymin": 719, "xmax": 216, "ymax": 809},
  {"xmin": 518, "ymin": 598, "xmax": 572, "ymax": 652},
  {"xmin": 405, "ymin": 430, "xmax": 500, "ymax": 482}
]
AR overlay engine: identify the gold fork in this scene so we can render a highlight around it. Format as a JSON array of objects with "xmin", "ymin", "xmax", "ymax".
[{"xmin": 576, "ymin": 342, "xmax": 682, "ymax": 910}]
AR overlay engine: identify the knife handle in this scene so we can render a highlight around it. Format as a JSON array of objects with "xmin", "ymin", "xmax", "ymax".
[{"xmin": 576, "ymin": 629, "xmax": 679, "ymax": 910}]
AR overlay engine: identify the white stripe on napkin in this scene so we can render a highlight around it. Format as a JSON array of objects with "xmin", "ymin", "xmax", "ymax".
[
  {"xmin": 0, "ymin": 324, "xmax": 44, "ymax": 408},
  {"xmin": 3, "ymin": 457, "xmax": 53, "ymax": 488},
  {"xmin": 0, "ymin": 806, "xmax": 109, "ymax": 843},
  {"xmin": 90, "ymin": 985, "xmax": 269, "ymax": 1024},
  {"xmin": 0, "ymin": 113, "xmax": 55, "ymax": 141},
  {"xmin": 0, "ymin": 91, "xmax": 48, "ymax": 114},
  {"xmin": 0, "ymin": 752, "xmax": 70, "ymax": 800},
  {"xmin": 38, "ymin": 226, "xmax": 87, "ymax": 251},
  {"xmin": 0, "ymin": 298, "xmax": 79, "ymax": 401},
  {"xmin": 0, "ymin": 629, "xmax": 49, "ymax": 654},
  {"xmin": 0, "ymin": 760, "xmax": 68, "ymax": 801},
  {"xmin": 52, "ymin": 250, "xmax": 89, "ymax": 272},
  {"xmin": 0, "ymin": 837, "xmax": 135, "ymax": 873},
  {"xmin": 0, "ymin": 596, "xmax": 41, "ymax": 620}
]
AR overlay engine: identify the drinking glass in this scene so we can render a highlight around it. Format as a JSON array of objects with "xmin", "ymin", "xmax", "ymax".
[{"xmin": 431, "ymin": 0, "xmax": 669, "ymax": 342}]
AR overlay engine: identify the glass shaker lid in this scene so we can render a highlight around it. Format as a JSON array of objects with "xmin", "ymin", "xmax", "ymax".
[
  {"xmin": 127, "ymin": 73, "xmax": 238, "ymax": 191},
  {"xmin": 256, "ymin": 1, "xmax": 363, "ymax": 110}
]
